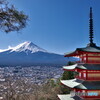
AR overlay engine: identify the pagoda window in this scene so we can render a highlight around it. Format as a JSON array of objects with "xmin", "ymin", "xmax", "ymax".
[
  {"xmin": 83, "ymin": 54, "xmax": 86, "ymax": 56},
  {"xmin": 82, "ymin": 90, "xmax": 86, "ymax": 96},
  {"xmin": 83, "ymin": 73, "xmax": 86, "ymax": 78},
  {"xmin": 88, "ymin": 73, "xmax": 100, "ymax": 80},
  {"xmin": 88, "ymin": 57, "xmax": 100, "ymax": 61},
  {"xmin": 84, "ymin": 57, "xmax": 86, "ymax": 61},
  {"xmin": 79, "ymin": 73, "xmax": 81, "ymax": 77},
  {"xmin": 77, "ymin": 91, "xmax": 81, "ymax": 97}
]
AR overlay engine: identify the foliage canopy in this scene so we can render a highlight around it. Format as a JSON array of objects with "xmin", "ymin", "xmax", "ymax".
[{"xmin": 0, "ymin": 0, "xmax": 28, "ymax": 33}]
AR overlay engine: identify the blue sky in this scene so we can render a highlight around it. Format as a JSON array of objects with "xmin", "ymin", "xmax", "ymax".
[{"xmin": 0, "ymin": 0, "xmax": 100, "ymax": 54}]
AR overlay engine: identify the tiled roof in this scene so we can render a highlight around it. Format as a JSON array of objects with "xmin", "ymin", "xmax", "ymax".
[
  {"xmin": 63, "ymin": 64, "xmax": 100, "ymax": 70},
  {"xmin": 61, "ymin": 79, "xmax": 83, "ymax": 88},
  {"xmin": 77, "ymin": 45, "xmax": 100, "ymax": 53},
  {"xmin": 76, "ymin": 81, "xmax": 100, "ymax": 90},
  {"xmin": 61, "ymin": 78, "xmax": 100, "ymax": 90},
  {"xmin": 65, "ymin": 44, "xmax": 100, "ymax": 57},
  {"xmin": 58, "ymin": 94, "xmax": 82, "ymax": 100}
]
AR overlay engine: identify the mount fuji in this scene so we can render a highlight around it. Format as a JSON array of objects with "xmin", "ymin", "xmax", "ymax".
[{"xmin": 0, "ymin": 41, "xmax": 76, "ymax": 66}]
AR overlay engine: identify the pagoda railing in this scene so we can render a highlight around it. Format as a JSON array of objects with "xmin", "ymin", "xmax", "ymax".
[{"xmin": 76, "ymin": 60, "xmax": 100, "ymax": 64}]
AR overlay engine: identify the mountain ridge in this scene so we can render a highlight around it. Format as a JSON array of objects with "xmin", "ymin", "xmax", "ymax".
[
  {"xmin": 0, "ymin": 41, "xmax": 47, "ymax": 53},
  {"xmin": 0, "ymin": 41, "xmax": 77, "ymax": 66}
]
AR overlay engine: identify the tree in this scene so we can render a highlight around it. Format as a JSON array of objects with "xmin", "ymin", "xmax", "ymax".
[
  {"xmin": 0, "ymin": 0, "xmax": 28, "ymax": 33},
  {"xmin": 60, "ymin": 61, "xmax": 75, "ymax": 94},
  {"xmin": 61, "ymin": 61, "xmax": 75, "ymax": 80}
]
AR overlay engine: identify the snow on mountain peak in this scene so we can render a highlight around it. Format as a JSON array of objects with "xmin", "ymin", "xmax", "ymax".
[{"xmin": 10, "ymin": 41, "xmax": 47, "ymax": 53}]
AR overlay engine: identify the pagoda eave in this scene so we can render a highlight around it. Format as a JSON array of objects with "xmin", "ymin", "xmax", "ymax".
[
  {"xmin": 61, "ymin": 79, "xmax": 83, "ymax": 88},
  {"xmin": 58, "ymin": 94, "xmax": 74, "ymax": 100},
  {"xmin": 63, "ymin": 64, "xmax": 86, "ymax": 71},
  {"xmin": 58, "ymin": 94, "xmax": 82, "ymax": 100},
  {"xmin": 65, "ymin": 49, "xmax": 100, "ymax": 57},
  {"xmin": 61, "ymin": 79, "xmax": 100, "ymax": 90}
]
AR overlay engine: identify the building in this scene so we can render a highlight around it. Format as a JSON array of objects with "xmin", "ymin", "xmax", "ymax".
[{"xmin": 58, "ymin": 8, "xmax": 100, "ymax": 100}]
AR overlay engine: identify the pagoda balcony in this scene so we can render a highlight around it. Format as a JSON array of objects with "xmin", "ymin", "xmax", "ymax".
[
  {"xmin": 75, "ymin": 70, "xmax": 100, "ymax": 81},
  {"xmin": 75, "ymin": 74, "xmax": 86, "ymax": 81}
]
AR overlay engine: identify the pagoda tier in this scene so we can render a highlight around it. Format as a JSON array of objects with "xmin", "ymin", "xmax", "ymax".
[
  {"xmin": 58, "ymin": 94, "xmax": 82, "ymax": 100},
  {"xmin": 64, "ymin": 45, "xmax": 100, "ymax": 64},
  {"xmin": 61, "ymin": 79, "xmax": 100, "ymax": 99},
  {"xmin": 63, "ymin": 64, "xmax": 100, "ymax": 81}
]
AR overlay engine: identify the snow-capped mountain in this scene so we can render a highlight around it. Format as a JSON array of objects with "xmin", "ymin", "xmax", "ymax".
[
  {"xmin": 0, "ymin": 41, "xmax": 47, "ymax": 53},
  {"xmin": 0, "ymin": 41, "xmax": 77, "ymax": 66},
  {"xmin": 10, "ymin": 41, "xmax": 47, "ymax": 53}
]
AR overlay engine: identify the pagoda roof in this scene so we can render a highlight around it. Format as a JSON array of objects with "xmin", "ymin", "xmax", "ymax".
[
  {"xmin": 76, "ymin": 81, "xmax": 100, "ymax": 90},
  {"xmin": 65, "ymin": 44, "xmax": 100, "ymax": 57},
  {"xmin": 63, "ymin": 64, "xmax": 100, "ymax": 70},
  {"xmin": 77, "ymin": 44, "xmax": 100, "ymax": 53},
  {"xmin": 58, "ymin": 94, "xmax": 82, "ymax": 100},
  {"xmin": 61, "ymin": 79, "xmax": 83, "ymax": 88},
  {"xmin": 63, "ymin": 64, "xmax": 78, "ymax": 70},
  {"xmin": 61, "ymin": 79, "xmax": 100, "ymax": 90},
  {"xmin": 58, "ymin": 94, "xmax": 74, "ymax": 100},
  {"xmin": 78, "ymin": 64, "xmax": 100, "ymax": 70}
]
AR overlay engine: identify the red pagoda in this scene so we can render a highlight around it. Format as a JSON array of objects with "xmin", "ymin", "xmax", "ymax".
[{"xmin": 58, "ymin": 8, "xmax": 100, "ymax": 100}]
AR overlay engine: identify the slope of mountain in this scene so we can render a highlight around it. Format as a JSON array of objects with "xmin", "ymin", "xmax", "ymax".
[
  {"xmin": 0, "ymin": 41, "xmax": 77, "ymax": 66},
  {"xmin": 10, "ymin": 41, "xmax": 47, "ymax": 53}
]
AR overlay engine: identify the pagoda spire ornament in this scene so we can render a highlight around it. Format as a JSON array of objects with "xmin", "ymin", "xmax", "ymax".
[{"xmin": 88, "ymin": 7, "xmax": 96, "ymax": 46}]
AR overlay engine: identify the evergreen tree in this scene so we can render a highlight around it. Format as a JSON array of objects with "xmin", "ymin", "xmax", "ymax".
[
  {"xmin": 60, "ymin": 61, "xmax": 75, "ymax": 94},
  {"xmin": 61, "ymin": 61, "xmax": 75, "ymax": 80},
  {"xmin": 0, "ymin": 0, "xmax": 28, "ymax": 33}
]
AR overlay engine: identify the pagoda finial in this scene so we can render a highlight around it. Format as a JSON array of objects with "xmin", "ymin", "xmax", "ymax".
[
  {"xmin": 87, "ymin": 7, "xmax": 96, "ymax": 47},
  {"xmin": 89, "ymin": 7, "xmax": 94, "ymax": 44}
]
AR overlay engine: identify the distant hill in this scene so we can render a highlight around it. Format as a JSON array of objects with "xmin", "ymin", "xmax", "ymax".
[{"xmin": 0, "ymin": 41, "xmax": 77, "ymax": 66}]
